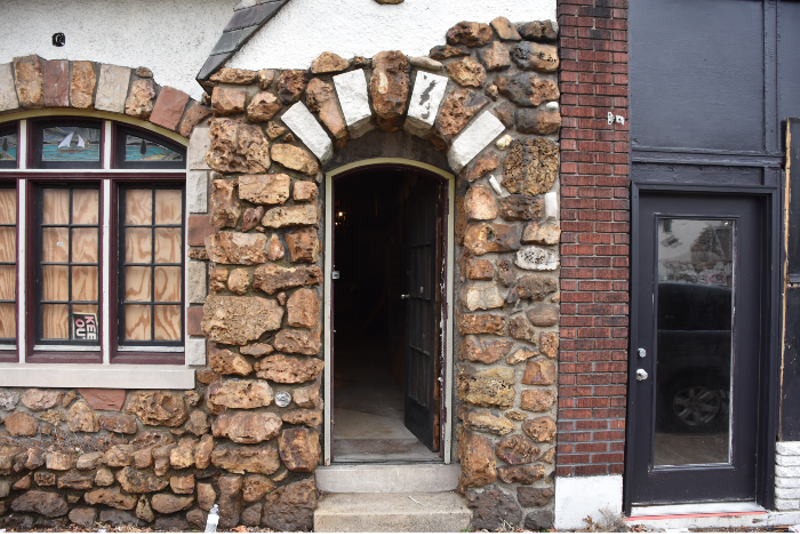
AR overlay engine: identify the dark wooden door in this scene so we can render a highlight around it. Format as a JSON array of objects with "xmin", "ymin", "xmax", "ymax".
[
  {"xmin": 628, "ymin": 193, "xmax": 762, "ymax": 504},
  {"xmin": 404, "ymin": 188, "xmax": 441, "ymax": 452}
]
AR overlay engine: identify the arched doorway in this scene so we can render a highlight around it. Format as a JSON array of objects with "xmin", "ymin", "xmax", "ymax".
[{"xmin": 323, "ymin": 159, "xmax": 455, "ymax": 465}]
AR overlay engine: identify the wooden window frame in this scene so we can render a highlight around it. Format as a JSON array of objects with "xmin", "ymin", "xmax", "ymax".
[{"xmin": 0, "ymin": 118, "xmax": 188, "ymax": 367}]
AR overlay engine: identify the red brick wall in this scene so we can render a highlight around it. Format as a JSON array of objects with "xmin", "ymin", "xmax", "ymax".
[{"xmin": 556, "ymin": 0, "xmax": 630, "ymax": 477}]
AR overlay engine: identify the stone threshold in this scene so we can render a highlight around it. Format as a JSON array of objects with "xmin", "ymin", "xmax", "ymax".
[{"xmin": 316, "ymin": 463, "xmax": 460, "ymax": 493}]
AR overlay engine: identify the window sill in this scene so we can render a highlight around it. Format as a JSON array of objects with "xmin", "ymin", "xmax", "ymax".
[{"xmin": 0, "ymin": 363, "xmax": 195, "ymax": 389}]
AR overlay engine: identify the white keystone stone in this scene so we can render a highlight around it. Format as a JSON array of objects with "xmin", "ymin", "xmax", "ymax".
[
  {"xmin": 185, "ymin": 337, "xmax": 207, "ymax": 366},
  {"xmin": 776, "ymin": 498, "xmax": 800, "ymax": 511},
  {"xmin": 187, "ymin": 260, "xmax": 207, "ymax": 304},
  {"xmin": 0, "ymin": 63, "xmax": 20, "ymax": 113},
  {"xmin": 95, "ymin": 64, "xmax": 131, "ymax": 113},
  {"xmin": 545, "ymin": 191, "xmax": 559, "ymax": 220},
  {"xmin": 776, "ymin": 477, "xmax": 800, "ymax": 488},
  {"xmin": 187, "ymin": 170, "xmax": 208, "ymax": 214},
  {"xmin": 776, "ymin": 465, "xmax": 800, "ymax": 478},
  {"xmin": 281, "ymin": 101, "xmax": 333, "ymax": 163},
  {"xmin": 777, "ymin": 442, "xmax": 800, "ymax": 456},
  {"xmin": 778, "ymin": 454, "xmax": 800, "ymax": 467},
  {"xmin": 516, "ymin": 247, "xmax": 559, "ymax": 271},
  {"xmin": 188, "ymin": 125, "xmax": 212, "ymax": 171},
  {"xmin": 447, "ymin": 112, "xmax": 506, "ymax": 172},
  {"xmin": 334, "ymin": 69, "xmax": 373, "ymax": 138},
  {"xmin": 404, "ymin": 71, "xmax": 448, "ymax": 138}
]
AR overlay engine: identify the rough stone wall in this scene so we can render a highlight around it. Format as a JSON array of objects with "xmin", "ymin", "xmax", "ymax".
[
  {"xmin": 556, "ymin": 0, "xmax": 630, "ymax": 478},
  {"xmin": 0, "ymin": 19, "xmax": 562, "ymax": 531},
  {"xmin": 0, "ymin": 56, "xmax": 210, "ymax": 137}
]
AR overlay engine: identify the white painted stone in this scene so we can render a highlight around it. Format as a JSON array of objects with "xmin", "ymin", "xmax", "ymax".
[
  {"xmin": 545, "ymin": 101, "xmax": 560, "ymax": 112},
  {"xmin": 516, "ymin": 247, "xmax": 559, "ymax": 271},
  {"xmin": 94, "ymin": 64, "xmax": 131, "ymax": 113},
  {"xmin": 496, "ymin": 134, "xmax": 513, "ymax": 150},
  {"xmin": 776, "ymin": 465, "xmax": 800, "ymax": 478},
  {"xmin": 404, "ymin": 71, "xmax": 448, "ymax": 138},
  {"xmin": 460, "ymin": 283, "xmax": 505, "ymax": 311},
  {"xmin": 187, "ymin": 170, "xmax": 208, "ymax": 214},
  {"xmin": 0, "ymin": 63, "xmax": 20, "ymax": 112},
  {"xmin": 776, "ymin": 498, "xmax": 800, "ymax": 511},
  {"xmin": 776, "ymin": 486, "xmax": 800, "ymax": 499},
  {"xmin": 778, "ymin": 454, "xmax": 800, "ymax": 467},
  {"xmin": 447, "ymin": 112, "xmax": 506, "ymax": 172},
  {"xmin": 778, "ymin": 477, "xmax": 800, "ymax": 488},
  {"xmin": 408, "ymin": 56, "xmax": 443, "ymax": 72},
  {"xmin": 333, "ymin": 69, "xmax": 373, "ymax": 138},
  {"xmin": 281, "ymin": 101, "xmax": 333, "ymax": 163},
  {"xmin": 228, "ymin": 0, "xmax": 555, "ymax": 70},
  {"xmin": 1, "ymin": 0, "xmax": 231, "ymax": 100},
  {"xmin": 188, "ymin": 126, "xmax": 211, "ymax": 171},
  {"xmin": 488, "ymin": 174, "xmax": 506, "ymax": 197},
  {"xmin": 777, "ymin": 442, "xmax": 800, "ymax": 456},
  {"xmin": 554, "ymin": 474, "xmax": 623, "ymax": 531},
  {"xmin": 544, "ymin": 191, "xmax": 559, "ymax": 220},
  {"xmin": 185, "ymin": 337, "xmax": 207, "ymax": 366},
  {"xmin": 187, "ymin": 260, "xmax": 207, "ymax": 304}
]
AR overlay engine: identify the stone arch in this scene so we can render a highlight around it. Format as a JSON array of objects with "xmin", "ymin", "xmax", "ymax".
[{"xmin": 0, "ymin": 56, "xmax": 211, "ymax": 139}]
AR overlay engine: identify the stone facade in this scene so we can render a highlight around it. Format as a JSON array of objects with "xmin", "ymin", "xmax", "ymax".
[{"xmin": 0, "ymin": 18, "xmax": 561, "ymax": 531}]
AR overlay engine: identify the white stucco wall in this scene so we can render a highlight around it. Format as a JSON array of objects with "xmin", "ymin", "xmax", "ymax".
[
  {"xmin": 228, "ymin": 0, "xmax": 556, "ymax": 70},
  {"xmin": 0, "ymin": 0, "xmax": 233, "ymax": 101}
]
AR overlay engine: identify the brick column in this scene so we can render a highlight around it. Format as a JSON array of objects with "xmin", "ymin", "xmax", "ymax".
[{"xmin": 556, "ymin": 0, "xmax": 630, "ymax": 477}]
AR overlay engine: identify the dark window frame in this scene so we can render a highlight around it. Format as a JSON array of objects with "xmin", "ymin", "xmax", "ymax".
[
  {"xmin": 116, "ymin": 182, "xmax": 185, "ymax": 350},
  {"xmin": 114, "ymin": 125, "xmax": 186, "ymax": 170},
  {"xmin": 33, "ymin": 183, "xmax": 103, "ymax": 348}
]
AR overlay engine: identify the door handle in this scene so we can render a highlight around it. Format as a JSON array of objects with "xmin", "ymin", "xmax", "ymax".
[
  {"xmin": 636, "ymin": 369, "xmax": 648, "ymax": 381},
  {"xmin": 400, "ymin": 294, "xmax": 410, "ymax": 300}
]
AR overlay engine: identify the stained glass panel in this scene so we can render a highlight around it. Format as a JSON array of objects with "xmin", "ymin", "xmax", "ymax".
[
  {"xmin": 0, "ymin": 133, "xmax": 16, "ymax": 162},
  {"xmin": 42, "ymin": 127, "xmax": 100, "ymax": 162},
  {"xmin": 124, "ymin": 135, "xmax": 183, "ymax": 163}
]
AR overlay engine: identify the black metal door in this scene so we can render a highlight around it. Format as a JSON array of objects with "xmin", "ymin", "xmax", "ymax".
[
  {"xmin": 404, "ymin": 188, "xmax": 440, "ymax": 452},
  {"xmin": 628, "ymin": 193, "xmax": 762, "ymax": 504}
]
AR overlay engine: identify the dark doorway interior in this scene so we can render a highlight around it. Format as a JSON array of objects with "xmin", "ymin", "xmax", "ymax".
[{"xmin": 332, "ymin": 167, "xmax": 442, "ymax": 463}]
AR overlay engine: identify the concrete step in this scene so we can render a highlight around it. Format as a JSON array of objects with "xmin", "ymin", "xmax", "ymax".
[
  {"xmin": 314, "ymin": 491, "xmax": 471, "ymax": 532},
  {"xmin": 316, "ymin": 463, "xmax": 460, "ymax": 493}
]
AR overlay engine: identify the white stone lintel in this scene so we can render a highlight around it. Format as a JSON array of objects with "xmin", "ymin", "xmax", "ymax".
[
  {"xmin": 447, "ymin": 112, "xmax": 506, "ymax": 172},
  {"xmin": 404, "ymin": 71, "xmax": 448, "ymax": 138},
  {"xmin": 333, "ymin": 69, "xmax": 373, "ymax": 138},
  {"xmin": 281, "ymin": 101, "xmax": 333, "ymax": 163},
  {"xmin": 0, "ymin": 364, "xmax": 194, "ymax": 389}
]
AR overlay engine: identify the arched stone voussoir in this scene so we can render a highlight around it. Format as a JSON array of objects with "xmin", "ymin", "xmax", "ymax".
[{"xmin": 0, "ymin": 55, "xmax": 210, "ymax": 139}]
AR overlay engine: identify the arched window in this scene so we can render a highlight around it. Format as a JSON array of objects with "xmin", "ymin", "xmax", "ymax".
[{"xmin": 0, "ymin": 117, "xmax": 188, "ymax": 373}]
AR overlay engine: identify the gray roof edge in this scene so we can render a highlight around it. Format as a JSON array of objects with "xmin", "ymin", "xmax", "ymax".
[{"xmin": 196, "ymin": 0, "xmax": 292, "ymax": 85}]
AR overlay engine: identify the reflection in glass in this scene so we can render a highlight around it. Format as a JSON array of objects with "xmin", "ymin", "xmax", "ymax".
[
  {"xmin": 42, "ymin": 127, "xmax": 100, "ymax": 162},
  {"xmin": 654, "ymin": 219, "xmax": 733, "ymax": 466},
  {"xmin": 124, "ymin": 135, "xmax": 183, "ymax": 162},
  {"xmin": 0, "ymin": 133, "xmax": 17, "ymax": 161}
]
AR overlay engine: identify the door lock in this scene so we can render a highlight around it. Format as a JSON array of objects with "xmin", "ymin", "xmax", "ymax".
[
  {"xmin": 637, "ymin": 348, "xmax": 646, "ymax": 358},
  {"xmin": 636, "ymin": 369, "xmax": 649, "ymax": 381}
]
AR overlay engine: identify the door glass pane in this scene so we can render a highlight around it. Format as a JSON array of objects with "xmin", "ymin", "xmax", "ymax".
[{"xmin": 654, "ymin": 218, "xmax": 733, "ymax": 466}]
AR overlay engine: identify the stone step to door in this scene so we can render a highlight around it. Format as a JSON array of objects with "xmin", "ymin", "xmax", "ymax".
[
  {"xmin": 316, "ymin": 463, "xmax": 460, "ymax": 493},
  {"xmin": 314, "ymin": 491, "xmax": 471, "ymax": 532}
]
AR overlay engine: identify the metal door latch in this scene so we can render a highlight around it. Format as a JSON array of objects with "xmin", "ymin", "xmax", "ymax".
[
  {"xmin": 332, "ymin": 271, "xmax": 340, "ymax": 280},
  {"xmin": 636, "ymin": 369, "xmax": 648, "ymax": 381}
]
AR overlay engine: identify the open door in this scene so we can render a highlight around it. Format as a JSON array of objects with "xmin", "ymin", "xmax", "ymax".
[{"xmin": 404, "ymin": 185, "xmax": 442, "ymax": 452}]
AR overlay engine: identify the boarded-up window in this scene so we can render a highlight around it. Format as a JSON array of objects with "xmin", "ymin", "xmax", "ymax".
[
  {"xmin": 36, "ymin": 186, "xmax": 100, "ymax": 343},
  {"xmin": 0, "ymin": 186, "xmax": 16, "ymax": 341},
  {"xmin": 120, "ymin": 187, "xmax": 184, "ymax": 344}
]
